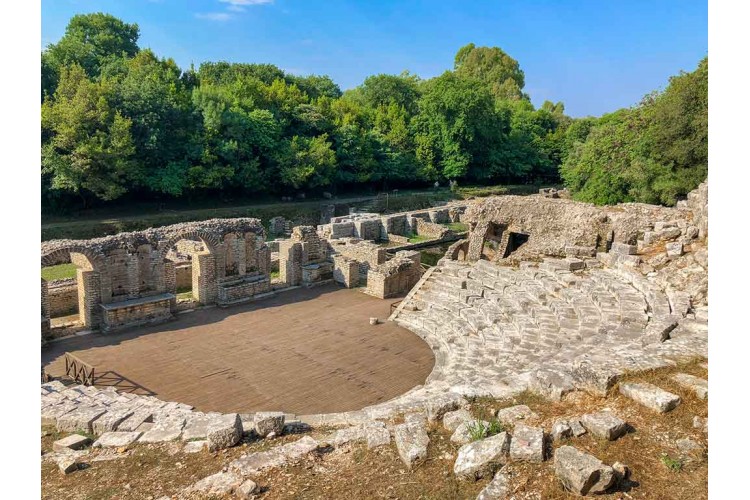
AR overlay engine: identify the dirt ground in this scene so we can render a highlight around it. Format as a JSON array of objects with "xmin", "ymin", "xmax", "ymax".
[
  {"xmin": 42, "ymin": 284, "xmax": 435, "ymax": 415},
  {"xmin": 41, "ymin": 359, "xmax": 707, "ymax": 500}
]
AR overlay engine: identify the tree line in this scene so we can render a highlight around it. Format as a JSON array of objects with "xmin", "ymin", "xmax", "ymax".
[{"xmin": 41, "ymin": 13, "xmax": 707, "ymax": 211}]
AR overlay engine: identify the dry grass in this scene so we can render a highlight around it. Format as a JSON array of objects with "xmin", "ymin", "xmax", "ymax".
[{"xmin": 41, "ymin": 359, "xmax": 707, "ymax": 499}]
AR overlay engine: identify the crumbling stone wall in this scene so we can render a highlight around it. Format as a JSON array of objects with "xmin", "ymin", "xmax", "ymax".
[
  {"xmin": 47, "ymin": 279, "xmax": 78, "ymax": 317},
  {"xmin": 365, "ymin": 251, "xmax": 423, "ymax": 299},
  {"xmin": 41, "ymin": 218, "xmax": 268, "ymax": 334},
  {"xmin": 332, "ymin": 255, "xmax": 359, "ymax": 288},
  {"xmin": 461, "ymin": 194, "xmax": 688, "ymax": 262},
  {"xmin": 415, "ymin": 219, "xmax": 453, "ymax": 239},
  {"xmin": 327, "ymin": 238, "xmax": 386, "ymax": 285}
]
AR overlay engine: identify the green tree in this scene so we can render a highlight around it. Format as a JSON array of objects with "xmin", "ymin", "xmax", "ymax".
[
  {"xmin": 42, "ymin": 65, "xmax": 136, "ymax": 205},
  {"xmin": 454, "ymin": 43, "xmax": 526, "ymax": 100},
  {"xmin": 279, "ymin": 134, "xmax": 337, "ymax": 189}
]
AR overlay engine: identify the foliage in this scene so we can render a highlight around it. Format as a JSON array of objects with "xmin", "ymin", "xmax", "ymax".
[
  {"xmin": 40, "ymin": 14, "xmax": 706, "ymax": 212},
  {"xmin": 660, "ymin": 454, "xmax": 683, "ymax": 472},
  {"xmin": 561, "ymin": 57, "xmax": 707, "ymax": 205},
  {"xmin": 466, "ymin": 419, "xmax": 505, "ymax": 442}
]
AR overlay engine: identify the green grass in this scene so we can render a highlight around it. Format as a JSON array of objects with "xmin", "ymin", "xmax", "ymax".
[
  {"xmin": 41, "ymin": 263, "xmax": 77, "ymax": 281},
  {"xmin": 466, "ymin": 419, "xmax": 506, "ymax": 442},
  {"xmin": 270, "ymin": 270, "xmax": 280, "ymax": 279},
  {"xmin": 407, "ymin": 233, "xmax": 433, "ymax": 243},
  {"xmin": 176, "ymin": 290, "xmax": 193, "ymax": 301},
  {"xmin": 660, "ymin": 454, "xmax": 683, "ymax": 472},
  {"xmin": 444, "ymin": 222, "xmax": 468, "ymax": 232}
]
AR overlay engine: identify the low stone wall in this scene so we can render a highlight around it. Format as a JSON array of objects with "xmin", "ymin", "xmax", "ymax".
[
  {"xmin": 328, "ymin": 239, "xmax": 387, "ymax": 285},
  {"xmin": 415, "ymin": 219, "xmax": 453, "ymax": 239},
  {"xmin": 48, "ymin": 279, "xmax": 78, "ymax": 317},
  {"xmin": 217, "ymin": 275, "xmax": 271, "ymax": 305},
  {"xmin": 332, "ymin": 255, "xmax": 359, "ymax": 287},
  {"xmin": 387, "ymin": 234, "xmax": 410, "ymax": 244},
  {"xmin": 99, "ymin": 294, "xmax": 176, "ymax": 332},
  {"xmin": 365, "ymin": 251, "xmax": 423, "ymax": 299},
  {"xmin": 175, "ymin": 263, "xmax": 192, "ymax": 290}
]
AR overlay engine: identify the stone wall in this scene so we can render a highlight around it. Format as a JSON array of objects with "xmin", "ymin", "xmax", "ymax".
[
  {"xmin": 47, "ymin": 279, "xmax": 78, "ymax": 317},
  {"xmin": 365, "ymin": 252, "xmax": 423, "ymax": 299},
  {"xmin": 415, "ymin": 219, "xmax": 453, "ymax": 239},
  {"xmin": 41, "ymin": 218, "xmax": 269, "ymax": 335},
  {"xmin": 327, "ymin": 238, "xmax": 387, "ymax": 285},
  {"xmin": 175, "ymin": 263, "xmax": 192, "ymax": 290},
  {"xmin": 332, "ymin": 255, "xmax": 359, "ymax": 288}
]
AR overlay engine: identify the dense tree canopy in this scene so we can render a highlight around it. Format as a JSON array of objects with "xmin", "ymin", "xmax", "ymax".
[
  {"xmin": 41, "ymin": 13, "xmax": 706, "ymax": 211},
  {"xmin": 561, "ymin": 57, "xmax": 708, "ymax": 205}
]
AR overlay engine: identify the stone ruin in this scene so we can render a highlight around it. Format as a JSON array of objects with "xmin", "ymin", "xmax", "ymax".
[
  {"xmin": 41, "ymin": 218, "xmax": 270, "ymax": 338},
  {"xmin": 41, "ymin": 182, "xmax": 709, "ymax": 497}
]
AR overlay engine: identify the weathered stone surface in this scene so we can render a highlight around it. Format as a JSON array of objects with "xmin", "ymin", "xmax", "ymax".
[
  {"xmin": 181, "ymin": 413, "xmax": 211, "ymax": 441},
  {"xmin": 189, "ymin": 471, "xmax": 243, "ymax": 496},
  {"xmin": 619, "ymin": 382, "xmax": 681, "ymax": 413},
  {"xmin": 693, "ymin": 416, "xmax": 708, "ymax": 433},
  {"xmin": 495, "ymin": 405, "xmax": 536, "ymax": 425},
  {"xmin": 394, "ymin": 421, "xmax": 430, "ymax": 469},
  {"xmin": 580, "ymin": 413, "xmax": 628, "ymax": 441},
  {"xmin": 57, "ymin": 456, "xmax": 78, "ymax": 475},
  {"xmin": 569, "ymin": 419, "xmax": 587, "ymax": 437},
  {"xmin": 425, "ymin": 393, "xmax": 464, "ymax": 422},
  {"xmin": 236, "ymin": 479, "xmax": 259, "ymax": 499},
  {"xmin": 610, "ymin": 242, "xmax": 637, "ymax": 255},
  {"xmin": 230, "ymin": 436, "xmax": 319, "ymax": 476},
  {"xmin": 138, "ymin": 416, "xmax": 185, "ymax": 443},
  {"xmin": 56, "ymin": 406, "xmax": 107, "ymax": 433},
  {"xmin": 529, "ymin": 369, "xmax": 576, "ymax": 401},
  {"xmin": 207, "ymin": 413, "xmax": 242, "ymax": 451},
  {"xmin": 671, "ymin": 373, "xmax": 708, "ymax": 400},
  {"xmin": 572, "ymin": 360, "xmax": 621, "ymax": 396},
  {"xmin": 666, "ymin": 242, "xmax": 684, "ymax": 257},
  {"xmin": 551, "ymin": 420, "xmax": 573, "ymax": 441},
  {"xmin": 53, "ymin": 434, "xmax": 91, "ymax": 452},
  {"xmin": 327, "ymin": 425, "xmax": 366, "ymax": 447},
  {"xmin": 554, "ymin": 445, "xmax": 615, "ymax": 496},
  {"xmin": 117, "ymin": 408, "xmax": 153, "ymax": 432},
  {"xmin": 404, "ymin": 412, "xmax": 427, "ymax": 426},
  {"xmin": 454, "ymin": 432, "xmax": 510, "ymax": 480},
  {"xmin": 509, "ymin": 424, "xmax": 544, "ymax": 462},
  {"xmin": 364, "ymin": 421, "xmax": 391, "ymax": 449},
  {"xmin": 183, "ymin": 440, "xmax": 207, "ymax": 453},
  {"xmin": 92, "ymin": 408, "xmax": 134, "ymax": 435},
  {"xmin": 93, "ymin": 431, "xmax": 142, "ymax": 448},
  {"xmin": 254, "ymin": 411, "xmax": 285, "ymax": 437},
  {"xmin": 476, "ymin": 469, "xmax": 511, "ymax": 500},
  {"xmin": 443, "ymin": 408, "xmax": 474, "ymax": 432}
]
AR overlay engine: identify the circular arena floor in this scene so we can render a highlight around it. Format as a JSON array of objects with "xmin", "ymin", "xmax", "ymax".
[{"xmin": 42, "ymin": 284, "xmax": 435, "ymax": 415}]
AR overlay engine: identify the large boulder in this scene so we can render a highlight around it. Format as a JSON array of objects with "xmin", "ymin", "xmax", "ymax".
[
  {"xmin": 554, "ymin": 445, "xmax": 615, "ymax": 496},
  {"xmin": 453, "ymin": 432, "xmax": 510, "ymax": 480}
]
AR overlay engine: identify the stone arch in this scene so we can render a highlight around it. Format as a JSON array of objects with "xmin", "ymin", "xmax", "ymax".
[
  {"xmin": 158, "ymin": 230, "xmax": 220, "ymax": 306},
  {"xmin": 41, "ymin": 246, "xmax": 104, "ymax": 336}
]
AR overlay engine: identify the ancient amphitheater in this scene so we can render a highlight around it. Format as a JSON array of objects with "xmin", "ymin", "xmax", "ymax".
[{"xmin": 41, "ymin": 183, "xmax": 708, "ymax": 499}]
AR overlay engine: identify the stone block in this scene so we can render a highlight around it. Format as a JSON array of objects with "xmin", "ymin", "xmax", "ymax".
[
  {"xmin": 666, "ymin": 242, "xmax": 684, "ymax": 257},
  {"xmin": 189, "ymin": 471, "xmax": 243, "ymax": 496},
  {"xmin": 184, "ymin": 440, "xmax": 207, "ymax": 453},
  {"xmin": 619, "ymin": 382, "xmax": 681, "ymax": 413},
  {"xmin": 92, "ymin": 408, "xmax": 134, "ymax": 435},
  {"xmin": 93, "ymin": 431, "xmax": 142, "ymax": 448},
  {"xmin": 671, "ymin": 373, "xmax": 708, "ymax": 400},
  {"xmin": 364, "ymin": 421, "xmax": 391, "ymax": 449},
  {"xmin": 443, "ymin": 408, "xmax": 473, "ymax": 433},
  {"xmin": 580, "ymin": 412, "xmax": 627, "ymax": 441},
  {"xmin": 509, "ymin": 424, "xmax": 544, "ymax": 462},
  {"xmin": 494, "ymin": 405, "xmax": 537, "ymax": 426},
  {"xmin": 551, "ymin": 419, "xmax": 573, "ymax": 441},
  {"xmin": 394, "ymin": 421, "xmax": 429, "ymax": 469},
  {"xmin": 207, "ymin": 413, "xmax": 243, "ymax": 451},
  {"xmin": 476, "ymin": 469, "xmax": 511, "ymax": 500},
  {"xmin": 610, "ymin": 242, "xmax": 637, "ymax": 255},
  {"xmin": 56, "ymin": 407, "xmax": 107, "ymax": 434},
  {"xmin": 57, "ymin": 456, "xmax": 78, "ymax": 475},
  {"xmin": 254, "ymin": 411, "xmax": 286, "ymax": 437},
  {"xmin": 453, "ymin": 432, "xmax": 510, "ymax": 480},
  {"xmin": 572, "ymin": 360, "xmax": 621, "ymax": 396},
  {"xmin": 554, "ymin": 445, "xmax": 615, "ymax": 496},
  {"xmin": 138, "ymin": 416, "xmax": 185, "ymax": 443},
  {"xmin": 53, "ymin": 434, "xmax": 90, "ymax": 452},
  {"xmin": 425, "ymin": 393, "xmax": 464, "ymax": 422}
]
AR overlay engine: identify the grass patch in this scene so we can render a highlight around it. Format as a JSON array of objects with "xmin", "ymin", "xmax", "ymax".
[
  {"xmin": 466, "ymin": 419, "xmax": 505, "ymax": 442},
  {"xmin": 660, "ymin": 454, "xmax": 683, "ymax": 472},
  {"xmin": 270, "ymin": 270, "xmax": 280, "ymax": 279},
  {"xmin": 407, "ymin": 233, "xmax": 433, "ymax": 243},
  {"xmin": 41, "ymin": 263, "xmax": 77, "ymax": 281},
  {"xmin": 444, "ymin": 222, "xmax": 468, "ymax": 232},
  {"xmin": 176, "ymin": 291, "xmax": 193, "ymax": 301}
]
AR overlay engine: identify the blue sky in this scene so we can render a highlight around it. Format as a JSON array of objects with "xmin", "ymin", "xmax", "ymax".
[{"xmin": 42, "ymin": 0, "xmax": 707, "ymax": 117}]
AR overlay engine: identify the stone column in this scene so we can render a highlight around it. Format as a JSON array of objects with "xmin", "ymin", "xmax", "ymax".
[
  {"xmin": 466, "ymin": 221, "xmax": 490, "ymax": 262},
  {"xmin": 41, "ymin": 278, "xmax": 51, "ymax": 341},
  {"xmin": 163, "ymin": 261, "xmax": 176, "ymax": 294},
  {"xmin": 77, "ymin": 269, "xmax": 101, "ymax": 329},
  {"xmin": 193, "ymin": 252, "xmax": 217, "ymax": 305}
]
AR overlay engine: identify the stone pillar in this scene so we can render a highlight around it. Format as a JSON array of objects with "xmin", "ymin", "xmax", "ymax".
[
  {"xmin": 278, "ymin": 241, "xmax": 302, "ymax": 286},
  {"xmin": 77, "ymin": 269, "xmax": 101, "ymax": 329},
  {"xmin": 245, "ymin": 233, "xmax": 258, "ymax": 272},
  {"xmin": 193, "ymin": 252, "xmax": 217, "ymax": 305},
  {"xmin": 466, "ymin": 221, "xmax": 490, "ymax": 262},
  {"xmin": 41, "ymin": 278, "xmax": 51, "ymax": 341},
  {"xmin": 257, "ymin": 244, "xmax": 271, "ymax": 276},
  {"xmin": 163, "ymin": 261, "xmax": 176, "ymax": 294}
]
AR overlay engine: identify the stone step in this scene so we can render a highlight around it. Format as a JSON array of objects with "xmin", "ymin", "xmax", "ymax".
[{"xmin": 619, "ymin": 382, "xmax": 681, "ymax": 413}]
